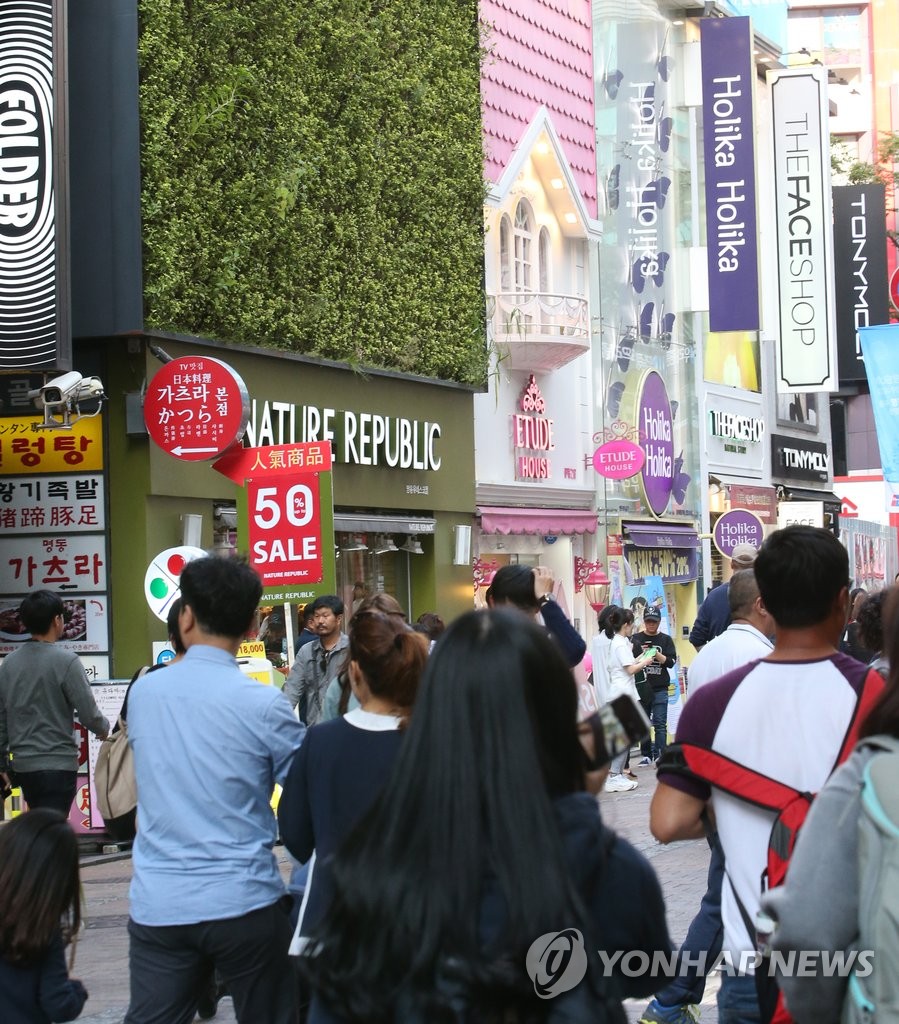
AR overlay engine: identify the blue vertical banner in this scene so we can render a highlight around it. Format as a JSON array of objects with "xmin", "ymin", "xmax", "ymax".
[
  {"xmin": 858, "ymin": 325, "xmax": 899, "ymax": 485},
  {"xmin": 700, "ymin": 17, "xmax": 760, "ymax": 333}
]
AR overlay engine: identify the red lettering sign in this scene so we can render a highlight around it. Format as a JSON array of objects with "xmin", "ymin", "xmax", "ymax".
[
  {"xmin": 248, "ymin": 473, "xmax": 324, "ymax": 587},
  {"xmin": 144, "ymin": 356, "xmax": 250, "ymax": 461}
]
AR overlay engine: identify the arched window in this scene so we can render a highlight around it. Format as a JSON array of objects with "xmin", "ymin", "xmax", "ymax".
[
  {"xmin": 513, "ymin": 200, "xmax": 534, "ymax": 292},
  {"xmin": 499, "ymin": 215, "xmax": 512, "ymax": 291},
  {"xmin": 538, "ymin": 227, "xmax": 551, "ymax": 293}
]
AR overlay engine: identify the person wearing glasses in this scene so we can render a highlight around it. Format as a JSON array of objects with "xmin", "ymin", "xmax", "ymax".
[
  {"xmin": 284, "ymin": 596, "xmax": 350, "ymax": 726},
  {"xmin": 0, "ymin": 589, "xmax": 109, "ymax": 816}
]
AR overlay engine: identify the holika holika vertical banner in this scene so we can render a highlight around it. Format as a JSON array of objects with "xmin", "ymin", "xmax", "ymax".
[
  {"xmin": 768, "ymin": 66, "xmax": 837, "ymax": 393},
  {"xmin": 0, "ymin": 0, "xmax": 70, "ymax": 371},
  {"xmin": 699, "ymin": 16, "xmax": 760, "ymax": 333},
  {"xmin": 858, "ymin": 325, "xmax": 899, "ymax": 489}
]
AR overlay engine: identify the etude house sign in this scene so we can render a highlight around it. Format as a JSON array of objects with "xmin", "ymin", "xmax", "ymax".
[{"xmin": 511, "ymin": 375, "xmax": 554, "ymax": 481}]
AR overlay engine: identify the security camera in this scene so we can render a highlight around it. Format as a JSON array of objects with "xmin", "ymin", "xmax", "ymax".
[
  {"xmin": 75, "ymin": 376, "xmax": 106, "ymax": 403},
  {"xmin": 26, "ymin": 371, "xmax": 107, "ymax": 429},
  {"xmin": 35, "ymin": 371, "xmax": 83, "ymax": 408}
]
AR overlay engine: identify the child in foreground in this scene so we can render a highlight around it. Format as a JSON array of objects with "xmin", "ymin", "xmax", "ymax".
[{"xmin": 0, "ymin": 808, "xmax": 89, "ymax": 1023}]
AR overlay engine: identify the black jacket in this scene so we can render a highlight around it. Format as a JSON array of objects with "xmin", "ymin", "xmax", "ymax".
[
  {"xmin": 0, "ymin": 934, "xmax": 87, "ymax": 1024},
  {"xmin": 631, "ymin": 630, "xmax": 677, "ymax": 690},
  {"xmin": 308, "ymin": 792, "xmax": 672, "ymax": 1022}
]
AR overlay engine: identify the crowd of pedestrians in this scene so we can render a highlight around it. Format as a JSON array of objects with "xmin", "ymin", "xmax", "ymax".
[{"xmin": 0, "ymin": 527, "xmax": 898, "ymax": 1024}]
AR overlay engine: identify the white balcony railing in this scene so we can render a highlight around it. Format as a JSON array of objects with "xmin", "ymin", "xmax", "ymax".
[{"xmin": 489, "ymin": 291, "xmax": 590, "ymax": 372}]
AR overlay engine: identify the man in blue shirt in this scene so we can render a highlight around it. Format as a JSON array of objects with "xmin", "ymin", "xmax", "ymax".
[
  {"xmin": 125, "ymin": 557, "xmax": 305, "ymax": 1024},
  {"xmin": 688, "ymin": 543, "xmax": 758, "ymax": 650}
]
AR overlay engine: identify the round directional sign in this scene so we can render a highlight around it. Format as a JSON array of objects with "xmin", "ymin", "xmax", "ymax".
[
  {"xmin": 143, "ymin": 355, "xmax": 250, "ymax": 461},
  {"xmin": 890, "ymin": 267, "xmax": 899, "ymax": 315},
  {"xmin": 144, "ymin": 546, "xmax": 207, "ymax": 622}
]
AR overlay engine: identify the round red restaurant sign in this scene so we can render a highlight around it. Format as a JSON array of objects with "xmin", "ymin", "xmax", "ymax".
[
  {"xmin": 592, "ymin": 438, "xmax": 645, "ymax": 480},
  {"xmin": 143, "ymin": 356, "xmax": 250, "ymax": 461}
]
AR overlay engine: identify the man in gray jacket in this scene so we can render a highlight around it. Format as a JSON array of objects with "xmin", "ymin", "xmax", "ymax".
[
  {"xmin": 0, "ymin": 589, "xmax": 109, "ymax": 815},
  {"xmin": 283, "ymin": 595, "xmax": 349, "ymax": 726}
]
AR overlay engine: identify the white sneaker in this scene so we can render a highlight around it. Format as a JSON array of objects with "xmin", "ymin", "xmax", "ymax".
[{"xmin": 604, "ymin": 773, "xmax": 638, "ymax": 793}]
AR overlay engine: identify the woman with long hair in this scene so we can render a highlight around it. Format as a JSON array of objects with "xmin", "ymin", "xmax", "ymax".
[
  {"xmin": 299, "ymin": 608, "xmax": 670, "ymax": 1023},
  {"xmin": 0, "ymin": 807, "xmax": 88, "ymax": 1022},
  {"xmin": 603, "ymin": 607, "xmax": 656, "ymax": 793},
  {"xmin": 279, "ymin": 608, "xmax": 429, "ymax": 945},
  {"xmin": 763, "ymin": 585, "xmax": 899, "ymax": 1022}
]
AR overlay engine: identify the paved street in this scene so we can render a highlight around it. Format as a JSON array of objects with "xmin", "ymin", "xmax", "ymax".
[{"xmin": 75, "ymin": 763, "xmax": 717, "ymax": 1023}]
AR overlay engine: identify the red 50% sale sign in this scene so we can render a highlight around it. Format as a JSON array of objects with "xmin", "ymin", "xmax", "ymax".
[{"xmin": 248, "ymin": 474, "xmax": 324, "ymax": 587}]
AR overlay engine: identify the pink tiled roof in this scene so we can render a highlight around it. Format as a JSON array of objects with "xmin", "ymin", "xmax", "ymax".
[{"xmin": 481, "ymin": 0, "xmax": 597, "ymax": 217}]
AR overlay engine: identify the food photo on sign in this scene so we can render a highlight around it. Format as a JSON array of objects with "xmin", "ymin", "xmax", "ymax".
[
  {"xmin": 0, "ymin": 596, "xmax": 106, "ymax": 655},
  {"xmin": 0, "ymin": 598, "xmax": 87, "ymax": 643}
]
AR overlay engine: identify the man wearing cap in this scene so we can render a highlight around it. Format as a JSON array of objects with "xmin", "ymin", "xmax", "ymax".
[
  {"xmin": 688, "ymin": 543, "xmax": 758, "ymax": 650},
  {"xmin": 631, "ymin": 606, "xmax": 677, "ymax": 764}
]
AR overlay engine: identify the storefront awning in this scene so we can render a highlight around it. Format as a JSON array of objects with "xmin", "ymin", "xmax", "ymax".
[
  {"xmin": 478, "ymin": 506, "xmax": 597, "ymax": 535},
  {"xmin": 623, "ymin": 522, "xmax": 700, "ymax": 549},
  {"xmin": 778, "ymin": 487, "xmax": 842, "ymax": 506},
  {"xmin": 334, "ymin": 514, "xmax": 436, "ymax": 535}
]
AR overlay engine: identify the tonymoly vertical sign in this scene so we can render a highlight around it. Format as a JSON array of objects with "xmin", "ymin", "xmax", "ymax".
[
  {"xmin": 0, "ymin": 0, "xmax": 69, "ymax": 371},
  {"xmin": 768, "ymin": 66, "xmax": 836, "ymax": 393},
  {"xmin": 700, "ymin": 17, "xmax": 759, "ymax": 333},
  {"xmin": 833, "ymin": 184, "xmax": 889, "ymax": 386}
]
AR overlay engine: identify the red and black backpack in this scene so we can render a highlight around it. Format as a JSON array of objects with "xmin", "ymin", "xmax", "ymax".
[{"xmin": 657, "ymin": 669, "xmax": 884, "ymax": 1024}]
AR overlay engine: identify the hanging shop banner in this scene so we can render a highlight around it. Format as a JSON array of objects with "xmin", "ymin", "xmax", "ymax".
[
  {"xmin": 833, "ymin": 185, "xmax": 889, "ymax": 386},
  {"xmin": 700, "ymin": 17, "xmax": 760, "ymax": 333},
  {"xmin": 623, "ymin": 543, "xmax": 698, "ymax": 584},
  {"xmin": 215, "ymin": 441, "xmax": 336, "ymax": 600},
  {"xmin": 712, "ymin": 508, "xmax": 764, "ymax": 558},
  {"xmin": 0, "ymin": 413, "xmax": 103, "ymax": 473},
  {"xmin": 859, "ymin": 324, "xmax": 899, "ymax": 487},
  {"xmin": 727, "ymin": 483, "xmax": 777, "ymax": 525},
  {"xmin": 143, "ymin": 355, "xmax": 250, "ymax": 461},
  {"xmin": 768, "ymin": 66, "xmax": 837, "ymax": 393},
  {"xmin": 248, "ymin": 473, "xmax": 325, "ymax": 589},
  {"xmin": 0, "ymin": 0, "xmax": 71, "ymax": 371},
  {"xmin": 0, "ymin": 474, "xmax": 104, "ymax": 532},
  {"xmin": 637, "ymin": 370, "xmax": 674, "ymax": 518}
]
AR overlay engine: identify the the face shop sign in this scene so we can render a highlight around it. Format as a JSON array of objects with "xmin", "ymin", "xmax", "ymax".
[
  {"xmin": 771, "ymin": 433, "xmax": 829, "ymax": 483},
  {"xmin": 708, "ymin": 408, "xmax": 764, "ymax": 455}
]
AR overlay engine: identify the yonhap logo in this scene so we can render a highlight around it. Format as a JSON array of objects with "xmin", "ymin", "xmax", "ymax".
[{"xmin": 525, "ymin": 929, "xmax": 588, "ymax": 998}]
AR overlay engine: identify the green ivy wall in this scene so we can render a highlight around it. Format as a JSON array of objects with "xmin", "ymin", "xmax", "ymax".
[{"xmin": 138, "ymin": 0, "xmax": 487, "ymax": 385}]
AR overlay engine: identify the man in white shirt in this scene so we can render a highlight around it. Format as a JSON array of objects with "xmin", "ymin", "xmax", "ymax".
[
  {"xmin": 640, "ymin": 571, "xmax": 773, "ymax": 1024},
  {"xmin": 651, "ymin": 528, "xmax": 885, "ymax": 1024},
  {"xmin": 687, "ymin": 571, "xmax": 774, "ymax": 693}
]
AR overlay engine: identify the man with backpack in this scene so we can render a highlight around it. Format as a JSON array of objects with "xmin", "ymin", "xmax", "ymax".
[{"xmin": 651, "ymin": 526, "xmax": 885, "ymax": 1024}]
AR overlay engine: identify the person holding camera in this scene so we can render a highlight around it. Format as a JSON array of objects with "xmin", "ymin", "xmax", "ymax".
[{"xmin": 631, "ymin": 607, "xmax": 677, "ymax": 766}]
